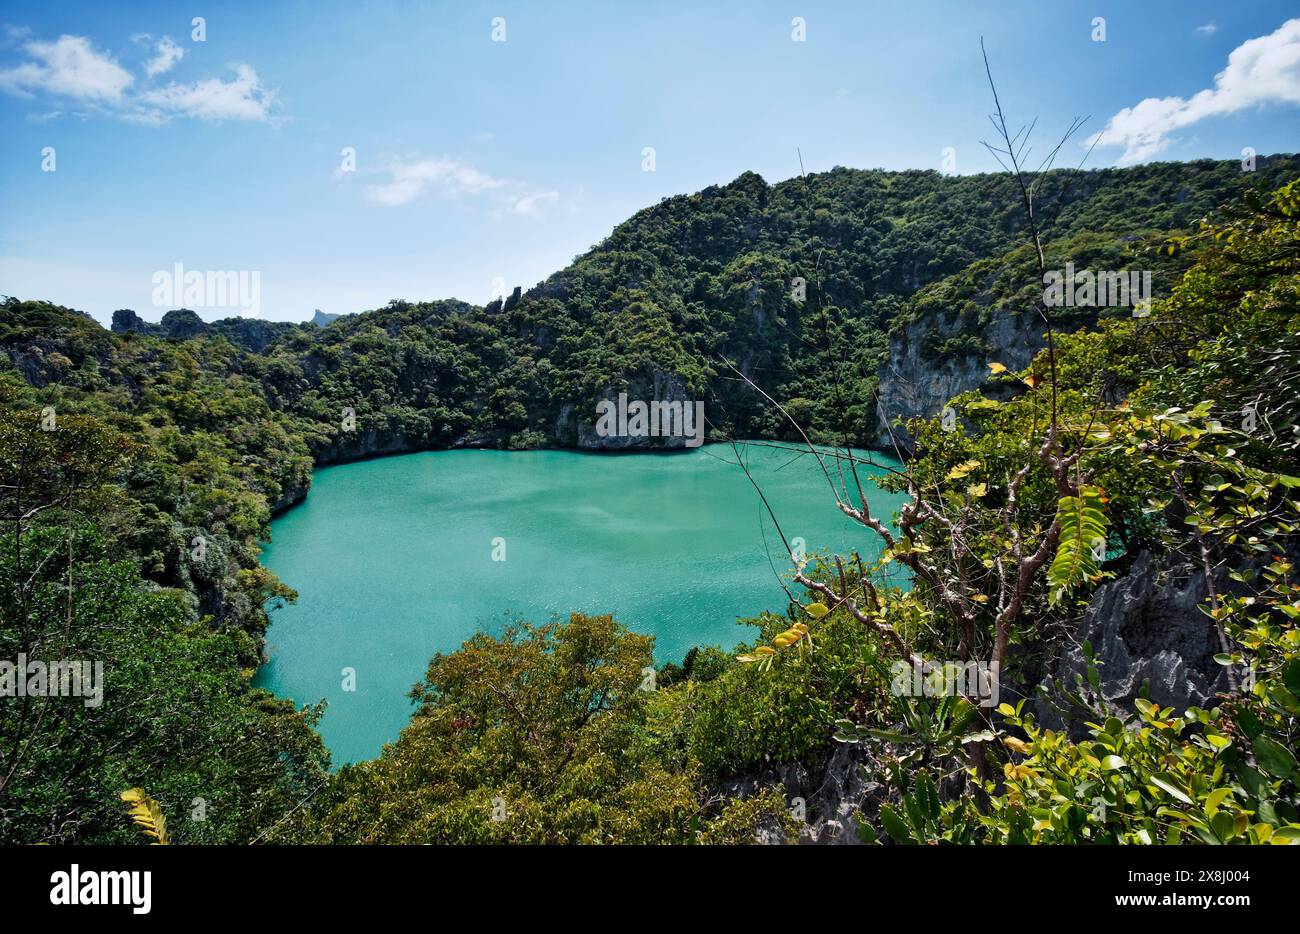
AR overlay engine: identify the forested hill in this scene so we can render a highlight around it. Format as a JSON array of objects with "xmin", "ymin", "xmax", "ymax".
[
  {"xmin": 1, "ymin": 156, "xmax": 1295, "ymax": 634},
  {"xmin": 0, "ymin": 154, "xmax": 1283, "ymax": 649},
  {"xmin": 90, "ymin": 153, "xmax": 1297, "ymax": 458}
]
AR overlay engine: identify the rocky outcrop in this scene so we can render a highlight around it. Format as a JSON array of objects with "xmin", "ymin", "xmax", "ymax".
[
  {"xmin": 310, "ymin": 428, "xmax": 421, "ymax": 467},
  {"xmin": 723, "ymin": 740, "xmax": 887, "ymax": 844},
  {"xmin": 111, "ymin": 308, "xmax": 297, "ymax": 352},
  {"xmin": 112, "ymin": 308, "xmax": 206, "ymax": 340},
  {"xmin": 270, "ymin": 478, "xmax": 312, "ymax": 514},
  {"xmin": 1035, "ymin": 551, "xmax": 1232, "ymax": 736},
  {"xmin": 556, "ymin": 371, "xmax": 702, "ymax": 450},
  {"xmin": 873, "ymin": 308, "xmax": 1046, "ymax": 451},
  {"xmin": 111, "ymin": 308, "xmax": 159, "ymax": 335}
]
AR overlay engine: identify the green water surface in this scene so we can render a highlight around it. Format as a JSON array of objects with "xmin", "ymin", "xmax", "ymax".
[{"xmin": 255, "ymin": 443, "xmax": 904, "ymax": 763}]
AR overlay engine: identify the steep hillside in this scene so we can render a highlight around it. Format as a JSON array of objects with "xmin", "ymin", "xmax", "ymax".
[
  {"xmin": 485, "ymin": 156, "xmax": 1300, "ymax": 450},
  {"xmin": 5, "ymin": 157, "xmax": 1292, "ymax": 642},
  {"xmin": 102, "ymin": 154, "xmax": 1300, "ymax": 462}
]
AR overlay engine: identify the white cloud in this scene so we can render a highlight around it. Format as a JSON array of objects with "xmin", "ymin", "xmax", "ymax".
[
  {"xmin": 1090, "ymin": 18, "xmax": 1300, "ymax": 164},
  {"xmin": 145, "ymin": 36, "xmax": 184, "ymax": 77},
  {"xmin": 0, "ymin": 34, "xmax": 133, "ymax": 102},
  {"xmin": 364, "ymin": 158, "xmax": 506, "ymax": 207},
  {"xmin": 1196, "ymin": 23, "xmax": 1219, "ymax": 36},
  {"xmin": 352, "ymin": 154, "xmax": 560, "ymax": 215},
  {"xmin": 141, "ymin": 64, "xmax": 275, "ymax": 122},
  {"xmin": 512, "ymin": 190, "xmax": 560, "ymax": 216},
  {"xmin": 0, "ymin": 31, "xmax": 275, "ymax": 124}
]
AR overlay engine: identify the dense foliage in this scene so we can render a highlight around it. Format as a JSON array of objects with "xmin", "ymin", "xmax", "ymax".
[
  {"xmin": 0, "ymin": 411, "xmax": 326, "ymax": 843},
  {"xmin": 1, "ymin": 158, "xmax": 1297, "ymax": 843},
  {"xmin": 275, "ymin": 613, "xmax": 798, "ymax": 844},
  {"xmin": 768, "ymin": 177, "xmax": 1300, "ymax": 844}
]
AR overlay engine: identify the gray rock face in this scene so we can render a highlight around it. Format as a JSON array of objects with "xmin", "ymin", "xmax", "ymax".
[
  {"xmin": 111, "ymin": 308, "xmax": 154, "ymax": 334},
  {"xmin": 873, "ymin": 308, "xmax": 1048, "ymax": 452},
  {"xmin": 270, "ymin": 480, "xmax": 311, "ymax": 514},
  {"xmin": 557, "ymin": 371, "xmax": 702, "ymax": 450},
  {"xmin": 110, "ymin": 308, "xmax": 297, "ymax": 352},
  {"xmin": 310, "ymin": 428, "xmax": 419, "ymax": 467},
  {"xmin": 1035, "ymin": 551, "xmax": 1231, "ymax": 736},
  {"xmin": 112, "ymin": 308, "xmax": 208, "ymax": 340},
  {"xmin": 722, "ymin": 740, "xmax": 885, "ymax": 845}
]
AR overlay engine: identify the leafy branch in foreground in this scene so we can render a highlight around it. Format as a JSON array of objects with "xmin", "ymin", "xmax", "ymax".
[
  {"xmin": 962, "ymin": 558, "xmax": 1300, "ymax": 846},
  {"xmin": 1047, "ymin": 484, "xmax": 1110, "ymax": 604}
]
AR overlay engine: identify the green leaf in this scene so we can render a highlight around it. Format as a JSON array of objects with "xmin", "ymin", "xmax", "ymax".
[
  {"xmin": 1210, "ymin": 810, "xmax": 1238, "ymax": 842},
  {"xmin": 1270, "ymin": 825, "xmax": 1300, "ymax": 844},
  {"xmin": 1203, "ymin": 787, "xmax": 1231, "ymax": 817},
  {"xmin": 1237, "ymin": 708, "xmax": 1264, "ymax": 739},
  {"xmin": 1047, "ymin": 485, "xmax": 1110, "ymax": 605},
  {"xmin": 904, "ymin": 789, "xmax": 927, "ymax": 835},
  {"xmin": 805, "ymin": 602, "xmax": 830, "ymax": 619},
  {"xmin": 878, "ymin": 803, "xmax": 916, "ymax": 844},
  {"xmin": 1150, "ymin": 773, "xmax": 1193, "ymax": 804},
  {"xmin": 1283, "ymin": 659, "xmax": 1300, "ymax": 697},
  {"xmin": 865, "ymin": 728, "xmax": 911, "ymax": 743},
  {"xmin": 1253, "ymin": 736, "xmax": 1297, "ymax": 779},
  {"xmin": 1235, "ymin": 762, "xmax": 1269, "ymax": 799},
  {"xmin": 1274, "ymin": 686, "xmax": 1300, "ymax": 716},
  {"xmin": 916, "ymin": 770, "xmax": 940, "ymax": 821}
]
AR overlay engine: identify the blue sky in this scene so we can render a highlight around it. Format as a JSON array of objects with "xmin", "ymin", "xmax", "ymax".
[{"xmin": 1, "ymin": 0, "xmax": 1297, "ymax": 324}]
